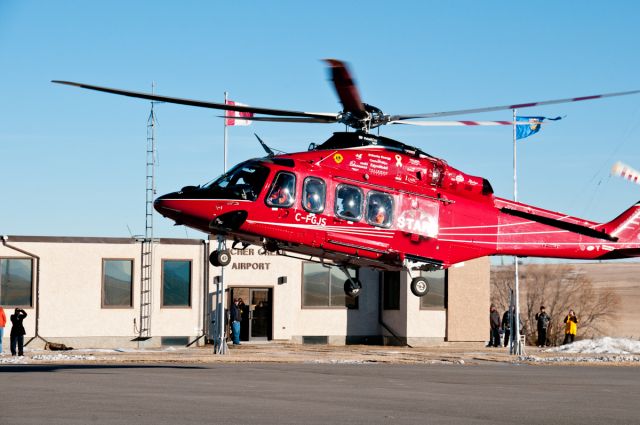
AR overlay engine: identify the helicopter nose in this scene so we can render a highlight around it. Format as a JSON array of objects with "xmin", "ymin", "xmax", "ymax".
[{"xmin": 154, "ymin": 192, "xmax": 179, "ymax": 216}]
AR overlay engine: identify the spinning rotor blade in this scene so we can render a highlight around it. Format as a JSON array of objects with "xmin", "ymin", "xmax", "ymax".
[
  {"xmin": 390, "ymin": 89, "xmax": 640, "ymax": 122},
  {"xmin": 219, "ymin": 116, "xmax": 337, "ymax": 123},
  {"xmin": 390, "ymin": 120, "xmax": 552, "ymax": 126},
  {"xmin": 324, "ymin": 59, "xmax": 366, "ymax": 118},
  {"xmin": 52, "ymin": 80, "xmax": 339, "ymax": 121}
]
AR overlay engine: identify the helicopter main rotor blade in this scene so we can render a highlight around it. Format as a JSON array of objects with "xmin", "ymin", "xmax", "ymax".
[
  {"xmin": 390, "ymin": 120, "xmax": 553, "ymax": 126},
  {"xmin": 389, "ymin": 89, "xmax": 640, "ymax": 121},
  {"xmin": 324, "ymin": 59, "xmax": 367, "ymax": 119},
  {"xmin": 218, "ymin": 116, "xmax": 338, "ymax": 123},
  {"xmin": 52, "ymin": 80, "xmax": 339, "ymax": 121}
]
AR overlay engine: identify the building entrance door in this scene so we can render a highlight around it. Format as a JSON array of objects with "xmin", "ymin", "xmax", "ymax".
[{"xmin": 230, "ymin": 287, "xmax": 272, "ymax": 342}]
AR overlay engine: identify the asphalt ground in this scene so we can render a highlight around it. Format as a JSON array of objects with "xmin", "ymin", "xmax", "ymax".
[{"xmin": 1, "ymin": 361, "xmax": 639, "ymax": 425}]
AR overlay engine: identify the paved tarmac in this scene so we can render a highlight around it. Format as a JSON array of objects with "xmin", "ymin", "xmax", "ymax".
[{"xmin": 1, "ymin": 361, "xmax": 639, "ymax": 425}]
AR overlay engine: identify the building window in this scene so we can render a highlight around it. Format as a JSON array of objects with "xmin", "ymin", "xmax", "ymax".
[
  {"xmin": 266, "ymin": 172, "xmax": 296, "ymax": 207},
  {"xmin": 0, "ymin": 258, "xmax": 33, "ymax": 307},
  {"xmin": 335, "ymin": 184, "xmax": 363, "ymax": 221},
  {"xmin": 366, "ymin": 191, "xmax": 393, "ymax": 228},
  {"xmin": 419, "ymin": 269, "xmax": 447, "ymax": 310},
  {"xmin": 302, "ymin": 177, "xmax": 326, "ymax": 213},
  {"xmin": 302, "ymin": 263, "xmax": 357, "ymax": 309},
  {"xmin": 382, "ymin": 271, "xmax": 400, "ymax": 310},
  {"xmin": 162, "ymin": 260, "xmax": 192, "ymax": 307},
  {"xmin": 102, "ymin": 259, "xmax": 133, "ymax": 308}
]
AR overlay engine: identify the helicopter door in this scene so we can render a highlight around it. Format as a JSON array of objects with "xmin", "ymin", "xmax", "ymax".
[{"xmin": 396, "ymin": 196, "xmax": 440, "ymax": 240}]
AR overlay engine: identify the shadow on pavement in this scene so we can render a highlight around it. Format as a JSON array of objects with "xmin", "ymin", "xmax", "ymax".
[{"xmin": 0, "ymin": 363, "xmax": 207, "ymax": 373}]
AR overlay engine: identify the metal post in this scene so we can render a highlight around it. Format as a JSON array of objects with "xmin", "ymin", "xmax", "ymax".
[
  {"xmin": 214, "ymin": 92, "xmax": 230, "ymax": 355},
  {"xmin": 511, "ymin": 109, "xmax": 524, "ymax": 355}
]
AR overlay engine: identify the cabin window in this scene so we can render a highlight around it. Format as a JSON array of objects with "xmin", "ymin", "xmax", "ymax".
[
  {"xmin": 102, "ymin": 259, "xmax": 133, "ymax": 308},
  {"xmin": 335, "ymin": 184, "xmax": 363, "ymax": 221},
  {"xmin": 162, "ymin": 260, "xmax": 192, "ymax": 308},
  {"xmin": 419, "ymin": 269, "xmax": 447, "ymax": 310},
  {"xmin": 0, "ymin": 258, "xmax": 33, "ymax": 307},
  {"xmin": 266, "ymin": 172, "xmax": 296, "ymax": 208},
  {"xmin": 204, "ymin": 162, "xmax": 269, "ymax": 201},
  {"xmin": 301, "ymin": 262, "xmax": 358, "ymax": 309},
  {"xmin": 302, "ymin": 177, "xmax": 326, "ymax": 213},
  {"xmin": 366, "ymin": 191, "xmax": 393, "ymax": 228}
]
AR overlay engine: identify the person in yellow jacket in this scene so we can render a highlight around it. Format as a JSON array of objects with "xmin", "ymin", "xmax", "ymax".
[{"xmin": 562, "ymin": 309, "xmax": 579, "ymax": 345}]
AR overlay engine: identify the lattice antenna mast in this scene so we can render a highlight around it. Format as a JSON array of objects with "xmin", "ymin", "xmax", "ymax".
[{"xmin": 139, "ymin": 82, "xmax": 158, "ymax": 341}]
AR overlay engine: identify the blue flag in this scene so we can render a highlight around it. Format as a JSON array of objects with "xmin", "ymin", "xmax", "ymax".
[{"xmin": 516, "ymin": 116, "xmax": 562, "ymax": 140}]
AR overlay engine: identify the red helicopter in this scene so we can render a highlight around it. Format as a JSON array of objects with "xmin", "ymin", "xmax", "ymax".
[{"xmin": 53, "ymin": 60, "xmax": 640, "ymax": 298}]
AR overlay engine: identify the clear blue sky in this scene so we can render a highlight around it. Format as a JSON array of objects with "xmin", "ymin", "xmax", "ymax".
[{"xmin": 1, "ymin": 1, "xmax": 639, "ymax": 240}]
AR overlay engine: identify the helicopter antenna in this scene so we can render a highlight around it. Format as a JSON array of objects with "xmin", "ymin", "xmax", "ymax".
[{"xmin": 254, "ymin": 133, "xmax": 276, "ymax": 157}]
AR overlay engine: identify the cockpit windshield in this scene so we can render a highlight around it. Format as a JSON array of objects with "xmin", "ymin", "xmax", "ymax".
[{"xmin": 203, "ymin": 162, "xmax": 270, "ymax": 201}]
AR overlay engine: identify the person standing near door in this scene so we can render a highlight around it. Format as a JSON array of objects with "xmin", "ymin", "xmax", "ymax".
[
  {"xmin": 238, "ymin": 298, "xmax": 249, "ymax": 341},
  {"xmin": 230, "ymin": 299, "xmax": 242, "ymax": 345},
  {"xmin": 10, "ymin": 308, "xmax": 27, "ymax": 356}
]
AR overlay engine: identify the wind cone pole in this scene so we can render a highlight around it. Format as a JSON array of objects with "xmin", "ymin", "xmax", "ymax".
[{"xmin": 511, "ymin": 109, "xmax": 524, "ymax": 356}]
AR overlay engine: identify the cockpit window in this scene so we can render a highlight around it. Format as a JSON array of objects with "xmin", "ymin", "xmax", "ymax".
[
  {"xmin": 335, "ymin": 184, "xmax": 363, "ymax": 221},
  {"xmin": 266, "ymin": 172, "xmax": 296, "ymax": 208},
  {"xmin": 203, "ymin": 163, "xmax": 269, "ymax": 201},
  {"xmin": 366, "ymin": 191, "xmax": 393, "ymax": 228},
  {"xmin": 302, "ymin": 177, "xmax": 325, "ymax": 213}
]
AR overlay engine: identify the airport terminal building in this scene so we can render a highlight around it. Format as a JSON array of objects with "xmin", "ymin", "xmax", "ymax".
[{"xmin": 0, "ymin": 236, "xmax": 489, "ymax": 349}]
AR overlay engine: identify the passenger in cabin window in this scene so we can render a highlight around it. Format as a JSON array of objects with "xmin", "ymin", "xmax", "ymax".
[
  {"xmin": 337, "ymin": 187, "xmax": 361, "ymax": 219},
  {"xmin": 375, "ymin": 207, "xmax": 387, "ymax": 225},
  {"xmin": 368, "ymin": 194, "xmax": 392, "ymax": 227},
  {"xmin": 304, "ymin": 180, "xmax": 324, "ymax": 212},
  {"xmin": 268, "ymin": 174, "xmax": 294, "ymax": 206}
]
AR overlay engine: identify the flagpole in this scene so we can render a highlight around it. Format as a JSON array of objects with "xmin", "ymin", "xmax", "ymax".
[
  {"xmin": 511, "ymin": 108, "xmax": 523, "ymax": 356},
  {"xmin": 215, "ymin": 91, "xmax": 229, "ymax": 355},
  {"xmin": 224, "ymin": 91, "xmax": 228, "ymax": 172}
]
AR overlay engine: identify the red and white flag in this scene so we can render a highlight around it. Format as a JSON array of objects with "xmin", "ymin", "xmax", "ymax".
[
  {"xmin": 612, "ymin": 161, "xmax": 640, "ymax": 185},
  {"xmin": 225, "ymin": 100, "xmax": 253, "ymax": 126}
]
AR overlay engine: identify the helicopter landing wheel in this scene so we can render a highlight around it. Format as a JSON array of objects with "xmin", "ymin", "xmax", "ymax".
[
  {"xmin": 344, "ymin": 278, "xmax": 362, "ymax": 298},
  {"xmin": 410, "ymin": 277, "xmax": 430, "ymax": 297},
  {"xmin": 210, "ymin": 249, "xmax": 231, "ymax": 267}
]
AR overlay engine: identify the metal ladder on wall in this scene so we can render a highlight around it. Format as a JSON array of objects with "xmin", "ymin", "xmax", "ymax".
[{"xmin": 138, "ymin": 88, "xmax": 157, "ymax": 341}]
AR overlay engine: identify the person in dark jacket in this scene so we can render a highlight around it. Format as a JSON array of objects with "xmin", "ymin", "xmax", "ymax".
[
  {"xmin": 10, "ymin": 308, "xmax": 27, "ymax": 356},
  {"xmin": 501, "ymin": 307, "xmax": 512, "ymax": 347},
  {"xmin": 535, "ymin": 305, "xmax": 551, "ymax": 347},
  {"xmin": 489, "ymin": 304, "xmax": 501, "ymax": 347},
  {"xmin": 229, "ymin": 299, "xmax": 242, "ymax": 345},
  {"xmin": 502, "ymin": 306, "xmax": 524, "ymax": 347}
]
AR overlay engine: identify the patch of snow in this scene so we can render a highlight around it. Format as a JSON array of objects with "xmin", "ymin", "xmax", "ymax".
[
  {"xmin": 32, "ymin": 354, "xmax": 99, "ymax": 361},
  {"xmin": 0, "ymin": 356, "xmax": 28, "ymax": 364},
  {"xmin": 520, "ymin": 355, "xmax": 640, "ymax": 364},
  {"xmin": 544, "ymin": 337, "xmax": 640, "ymax": 355}
]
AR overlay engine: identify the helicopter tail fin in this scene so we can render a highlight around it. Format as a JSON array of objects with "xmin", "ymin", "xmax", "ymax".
[
  {"xmin": 596, "ymin": 201, "xmax": 640, "ymax": 258},
  {"xmin": 601, "ymin": 200, "xmax": 640, "ymax": 240}
]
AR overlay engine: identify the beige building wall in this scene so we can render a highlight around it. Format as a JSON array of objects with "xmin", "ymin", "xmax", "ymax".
[
  {"xmin": 1, "ymin": 236, "xmax": 490, "ymax": 348},
  {"xmin": 446, "ymin": 257, "xmax": 490, "ymax": 342},
  {"xmin": 1, "ymin": 237, "xmax": 206, "ymax": 348}
]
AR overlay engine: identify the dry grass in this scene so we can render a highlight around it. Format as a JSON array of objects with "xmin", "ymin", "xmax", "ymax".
[{"xmin": 575, "ymin": 262, "xmax": 640, "ymax": 339}]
